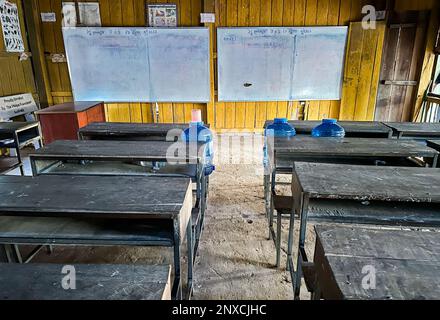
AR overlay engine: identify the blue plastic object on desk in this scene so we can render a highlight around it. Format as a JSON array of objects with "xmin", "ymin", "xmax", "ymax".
[
  {"xmin": 265, "ymin": 118, "xmax": 296, "ymax": 137},
  {"xmin": 182, "ymin": 121, "xmax": 215, "ymax": 176},
  {"xmin": 311, "ymin": 119, "xmax": 345, "ymax": 137},
  {"xmin": 263, "ymin": 118, "xmax": 296, "ymax": 168}
]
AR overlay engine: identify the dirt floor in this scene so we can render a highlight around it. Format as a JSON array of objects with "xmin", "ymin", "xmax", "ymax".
[{"xmin": 11, "ymin": 133, "xmax": 315, "ymax": 300}]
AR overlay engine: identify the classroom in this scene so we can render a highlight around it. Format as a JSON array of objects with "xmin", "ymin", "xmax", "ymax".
[{"xmin": 0, "ymin": 0, "xmax": 439, "ymax": 305}]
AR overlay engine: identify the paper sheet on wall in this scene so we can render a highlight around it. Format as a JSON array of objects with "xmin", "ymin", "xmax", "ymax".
[
  {"xmin": 0, "ymin": 0, "xmax": 25, "ymax": 52},
  {"xmin": 78, "ymin": 2, "xmax": 101, "ymax": 26},
  {"xmin": 62, "ymin": 2, "xmax": 76, "ymax": 27}
]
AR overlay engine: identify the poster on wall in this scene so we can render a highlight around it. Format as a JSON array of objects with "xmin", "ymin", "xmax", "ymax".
[
  {"xmin": 147, "ymin": 3, "xmax": 177, "ymax": 27},
  {"xmin": 62, "ymin": 2, "xmax": 101, "ymax": 27},
  {"xmin": 0, "ymin": 0, "xmax": 25, "ymax": 52}
]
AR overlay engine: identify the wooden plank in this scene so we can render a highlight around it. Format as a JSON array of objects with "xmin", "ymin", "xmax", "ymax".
[
  {"xmin": 385, "ymin": 122, "xmax": 440, "ymax": 137},
  {"xmin": 339, "ymin": 23, "xmax": 365, "ymax": 120},
  {"xmin": 0, "ymin": 263, "xmax": 172, "ymax": 300},
  {"xmin": 0, "ymin": 175, "xmax": 191, "ymax": 218},
  {"xmin": 353, "ymin": 26, "xmax": 379, "ymax": 120},
  {"xmin": 78, "ymin": 122, "xmax": 191, "ymax": 139},
  {"xmin": 293, "ymin": 162, "xmax": 440, "ymax": 202},
  {"xmin": 314, "ymin": 224, "xmax": 440, "ymax": 300},
  {"xmin": 273, "ymin": 136, "xmax": 438, "ymax": 158}
]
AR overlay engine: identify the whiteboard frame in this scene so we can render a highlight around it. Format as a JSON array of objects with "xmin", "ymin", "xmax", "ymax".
[
  {"xmin": 62, "ymin": 27, "xmax": 211, "ymax": 103},
  {"xmin": 217, "ymin": 26, "xmax": 348, "ymax": 102}
]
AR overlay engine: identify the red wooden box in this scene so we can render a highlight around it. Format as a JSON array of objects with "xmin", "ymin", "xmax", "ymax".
[{"xmin": 36, "ymin": 101, "xmax": 105, "ymax": 144}]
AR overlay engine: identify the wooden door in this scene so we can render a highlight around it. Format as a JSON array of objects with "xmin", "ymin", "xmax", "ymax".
[{"xmin": 374, "ymin": 11, "xmax": 429, "ymax": 122}]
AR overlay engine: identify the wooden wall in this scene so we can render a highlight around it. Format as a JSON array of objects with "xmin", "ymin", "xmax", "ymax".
[
  {"xmin": 0, "ymin": 0, "xmax": 36, "ymax": 100},
  {"xmin": 30, "ymin": 0, "xmax": 438, "ymax": 129}
]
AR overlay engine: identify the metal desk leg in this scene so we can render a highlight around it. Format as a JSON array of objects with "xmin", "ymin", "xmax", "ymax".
[
  {"xmin": 172, "ymin": 218, "xmax": 182, "ymax": 300},
  {"xmin": 264, "ymin": 174, "xmax": 270, "ymax": 219},
  {"xmin": 294, "ymin": 196, "xmax": 309, "ymax": 300},
  {"xmin": 186, "ymin": 221, "xmax": 194, "ymax": 300},
  {"xmin": 276, "ymin": 210, "xmax": 282, "ymax": 268},
  {"xmin": 268, "ymin": 171, "xmax": 276, "ymax": 240},
  {"xmin": 286, "ymin": 207, "xmax": 295, "ymax": 272}
]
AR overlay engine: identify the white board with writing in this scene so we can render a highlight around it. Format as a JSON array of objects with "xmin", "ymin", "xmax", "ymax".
[
  {"xmin": 217, "ymin": 27, "xmax": 348, "ymax": 101},
  {"xmin": 62, "ymin": 27, "xmax": 210, "ymax": 102}
]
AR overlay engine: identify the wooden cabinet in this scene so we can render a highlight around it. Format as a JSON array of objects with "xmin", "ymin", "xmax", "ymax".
[{"xmin": 36, "ymin": 101, "xmax": 105, "ymax": 144}]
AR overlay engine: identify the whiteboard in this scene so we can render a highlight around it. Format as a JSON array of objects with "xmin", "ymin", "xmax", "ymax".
[
  {"xmin": 62, "ymin": 27, "xmax": 210, "ymax": 102},
  {"xmin": 217, "ymin": 27, "xmax": 348, "ymax": 102}
]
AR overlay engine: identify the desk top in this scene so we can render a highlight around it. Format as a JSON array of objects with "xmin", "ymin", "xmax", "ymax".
[
  {"xmin": 0, "ymin": 263, "xmax": 171, "ymax": 300},
  {"xmin": 384, "ymin": 122, "xmax": 440, "ymax": 137},
  {"xmin": 0, "ymin": 175, "xmax": 191, "ymax": 219},
  {"xmin": 264, "ymin": 120, "xmax": 392, "ymax": 137},
  {"xmin": 293, "ymin": 162, "xmax": 440, "ymax": 202},
  {"xmin": 270, "ymin": 136, "xmax": 438, "ymax": 158},
  {"xmin": 79, "ymin": 122, "xmax": 208, "ymax": 137},
  {"xmin": 35, "ymin": 101, "xmax": 103, "ymax": 114},
  {"xmin": 314, "ymin": 224, "xmax": 440, "ymax": 299},
  {"xmin": 30, "ymin": 139, "xmax": 204, "ymax": 162},
  {"xmin": 0, "ymin": 121, "xmax": 39, "ymax": 133}
]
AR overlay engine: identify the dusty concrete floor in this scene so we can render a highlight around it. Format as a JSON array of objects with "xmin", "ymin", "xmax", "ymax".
[{"xmin": 10, "ymin": 134, "xmax": 315, "ymax": 300}]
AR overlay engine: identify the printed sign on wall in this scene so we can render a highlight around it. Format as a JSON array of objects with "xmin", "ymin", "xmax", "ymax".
[
  {"xmin": 0, "ymin": 0, "xmax": 25, "ymax": 52},
  {"xmin": 147, "ymin": 3, "xmax": 177, "ymax": 27},
  {"xmin": 0, "ymin": 93, "xmax": 38, "ymax": 120}
]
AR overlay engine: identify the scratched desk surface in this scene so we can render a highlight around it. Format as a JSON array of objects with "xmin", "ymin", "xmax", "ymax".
[
  {"xmin": 264, "ymin": 120, "xmax": 392, "ymax": 137},
  {"xmin": 271, "ymin": 136, "xmax": 437, "ymax": 157},
  {"xmin": 30, "ymin": 139, "xmax": 203, "ymax": 161},
  {"xmin": 293, "ymin": 162, "xmax": 440, "ymax": 202},
  {"xmin": 314, "ymin": 224, "xmax": 440, "ymax": 300},
  {"xmin": 79, "ymin": 122, "xmax": 189, "ymax": 137},
  {"xmin": 0, "ymin": 263, "xmax": 171, "ymax": 300},
  {"xmin": 0, "ymin": 175, "xmax": 191, "ymax": 218}
]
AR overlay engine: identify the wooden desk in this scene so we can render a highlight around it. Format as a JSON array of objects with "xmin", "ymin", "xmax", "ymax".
[
  {"xmin": 0, "ymin": 121, "xmax": 43, "ymax": 175},
  {"xmin": 265, "ymin": 136, "xmax": 438, "ymax": 267},
  {"xmin": 289, "ymin": 162, "xmax": 440, "ymax": 299},
  {"xmin": 312, "ymin": 224, "xmax": 440, "ymax": 300},
  {"xmin": 36, "ymin": 101, "xmax": 105, "ymax": 144},
  {"xmin": 263, "ymin": 120, "xmax": 393, "ymax": 138},
  {"xmin": 384, "ymin": 122, "xmax": 440, "ymax": 140},
  {"xmin": 0, "ymin": 175, "xmax": 192, "ymax": 300},
  {"xmin": 78, "ymin": 122, "xmax": 206, "ymax": 141},
  {"xmin": 29, "ymin": 139, "xmax": 208, "ymax": 258},
  {"xmin": 0, "ymin": 263, "xmax": 171, "ymax": 300}
]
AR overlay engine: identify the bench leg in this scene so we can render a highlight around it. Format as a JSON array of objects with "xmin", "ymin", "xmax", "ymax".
[
  {"xmin": 276, "ymin": 211, "xmax": 282, "ymax": 268},
  {"xmin": 268, "ymin": 194, "xmax": 274, "ymax": 240},
  {"xmin": 186, "ymin": 221, "xmax": 193, "ymax": 300}
]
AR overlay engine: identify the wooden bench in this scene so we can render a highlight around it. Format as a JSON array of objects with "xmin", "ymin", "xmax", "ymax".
[
  {"xmin": 384, "ymin": 122, "xmax": 440, "ymax": 140},
  {"xmin": 0, "ymin": 121, "xmax": 43, "ymax": 175},
  {"xmin": 289, "ymin": 162, "xmax": 440, "ymax": 299},
  {"xmin": 265, "ymin": 137, "xmax": 439, "ymax": 269},
  {"xmin": 0, "ymin": 175, "xmax": 193, "ymax": 300},
  {"xmin": 0, "ymin": 263, "xmax": 171, "ymax": 300},
  {"xmin": 29, "ymin": 139, "xmax": 208, "ymax": 259},
  {"xmin": 309, "ymin": 224, "xmax": 440, "ymax": 300},
  {"xmin": 78, "ymin": 122, "xmax": 209, "ymax": 141}
]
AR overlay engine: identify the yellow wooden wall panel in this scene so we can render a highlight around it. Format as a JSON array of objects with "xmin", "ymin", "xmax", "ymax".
[
  {"xmin": 339, "ymin": 22, "xmax": 385, "ymax": 121},
  {"xmin": 0, "ymin": 0, "xmax": 36, "ymax": 98}
]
